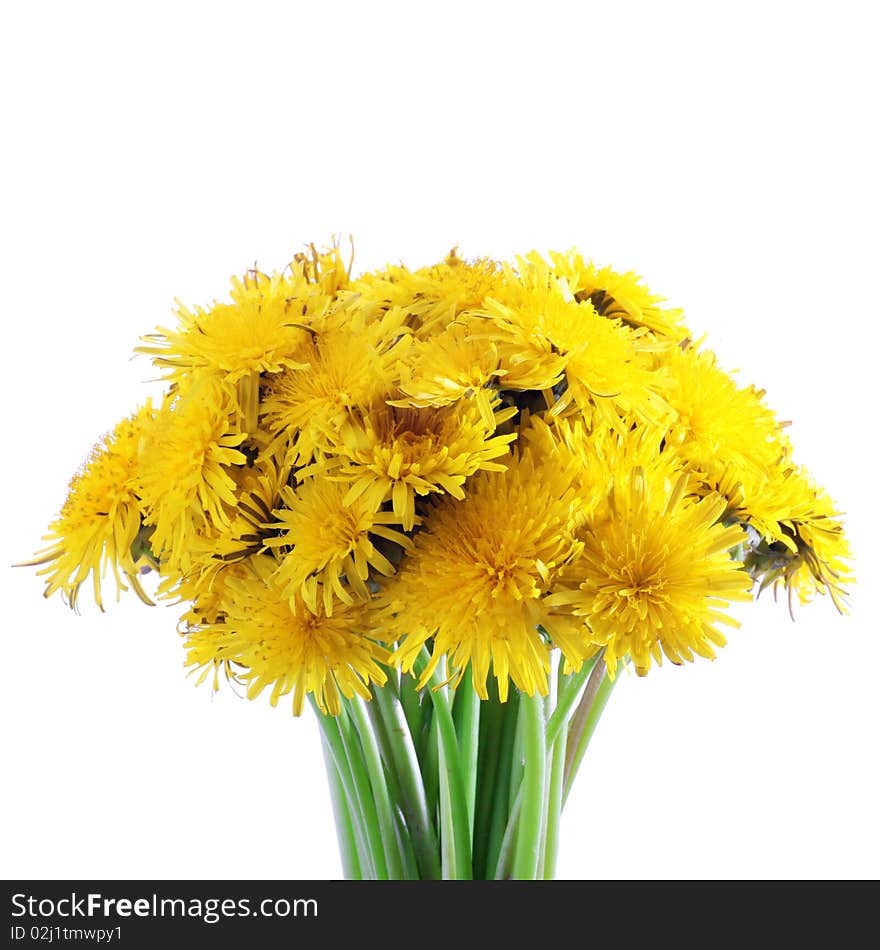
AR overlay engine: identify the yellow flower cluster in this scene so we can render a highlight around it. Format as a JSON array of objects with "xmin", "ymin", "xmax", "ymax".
[{"xmin": 28, "ymin": 243, "xmax": 853, "ymax": 713}]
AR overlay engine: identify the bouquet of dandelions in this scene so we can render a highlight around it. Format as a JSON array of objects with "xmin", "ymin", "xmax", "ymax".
[{"xmin": 25, "ymin": 242, "xmax": 852, "ymax": 880}]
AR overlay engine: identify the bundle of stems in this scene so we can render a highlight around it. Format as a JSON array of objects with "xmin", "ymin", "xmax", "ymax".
[{"xmin": 313, "ymin": 648, "xmax": 617, "ymax": 880}]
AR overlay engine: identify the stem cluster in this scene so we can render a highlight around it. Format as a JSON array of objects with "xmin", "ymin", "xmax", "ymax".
[{"xmin": 312, "ymin": 649, "xmax": 617, "ymax": 880}]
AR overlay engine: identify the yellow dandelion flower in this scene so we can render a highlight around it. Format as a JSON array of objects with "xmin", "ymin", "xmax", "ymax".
[
  {"xmin": 138, "ymin": 379, "xmax": 247, "ymax": 570},
  {"xmin": 478, "ymin": 256, "xmax": 670, "ymax": 429},
  {"xmin": 558, "ymin": 319, "xmax": 671, "ymax": 429},
  {"xmin": 663, "ymin": 346, "xmax": 790, "ymax": 478},
  {"xmin": 730, "ymin": 463, "xmax": 853, "ymax": 615},
  {"xmin": 184, "ymin": 557, "xmax": 389, "ymax": 716},
  {"xmin": 547, "ymin": 470, "xmax": 753, "ymax": 676},
  {"xmin": 175, "ymin": 556, "xmax": 253, "ymax": 638},
  {"xmin": 136, "ymin": 264, "xmax": 323, "ymax": 386},
  {"xmin": 778, "ymin": 512, "xmax": 853, "ymax": 614},
  {"xmin": 175, "ymin": 558, "xmax": 259, "ymax": 696},
  {"xmin": 264, "ymin": 478, "xmax": 412, "ymax": 615},
  {"xmin": 664, "ymin": 375, "xmax": 852, "ymax": 615},
  {"xmin": 24, "ymin": 405, "xmax": 156, "ymax": 610},
  {"xmin": 217, "ymin": 450, "xmax": 293, "ymax": 563},
  {"xmin": 261, "ymin": 318, "xmax": 405, "ymax": 465},
  {"xmin": 157, "ymin": 449, "xmax": 293, "ymax": 606},
  {"xmin": 135, "ymin": 243, "xmax": 351, "ymax": 431},
  {"xmin": 309, "ymin": 400, "xmax": 517, "ymax": 531},
  {"xmin": 350, "ymin": 247, "xmax": 503, "ymax": 339},
  {"xmin": 381, "ymin": 448, "xmax": 589, "ymax": 701},
  {"xmin": 543, "ymin": 248, "xmax": 689, "ymax": 341},
  {"xmin": 388, "ymin": 320, "xmax": 506, "ymax": 430},
  {"xmin": 522, "ymin": 413, "xmax": 685, "ymax": 527}
]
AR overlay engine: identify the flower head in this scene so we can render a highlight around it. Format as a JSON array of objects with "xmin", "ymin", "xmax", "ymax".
[
  {"xmin": 138, "ymin": 269, "xmax": 316, "ymax": 387},
  {"xmin": 350, "ymin": 248, "xmax": 503, "ymax": 339},
  {"xmin": 548, "ymin": 469, "xmax": 753, "ymax": 675},
  {"xmin": 380, "ymin": 448, "xmax": 591, "ymax": 701},
  {"xmin": 663, "ymin": 346, "xmax": 790, "ymax": 478},
  {"xmin": 155, "ymin": 449, "xmax": 292, "ymax": 604},
  {"xmin": 309, "ymin": 400, "xmax": 517, "ymax": 531},
  {"xmin": 389, "ymin": 320, "xmax": 506, "ymax": 430},
  {"xmin": 137, "ymin": 379, "xmax": 247, "ymax": 572},
  {"xmin": 184, "ymin": 557, "xmax": 389, "ymax": 716},
  {"xmin": 478, "ymin": 256, "xmax": 671, "ymax": 429},
  {"xmin": 522, "ymin": 413, "xmax": 685, "ymax": 528},
  {"xmin": 734, "ymin": 464, "xmax": 853, "ymax": 615},
  {"xmin": 542, "ymin": 248, "xmax": 689, "ymax": 341},
  {"xmin": 261, "ymin": 317, "xmax": 405, "ymax": 465},
  {"xmin": 25, "ymin": 405, "xmax": 155, "ymax": 610},
  {"xmin": 265, "ymin": 477, "xmax": 411, "ymax": 615},
  {"xmin": 137, "ymin": 244, "xmax": 352, "ymax": 387}
]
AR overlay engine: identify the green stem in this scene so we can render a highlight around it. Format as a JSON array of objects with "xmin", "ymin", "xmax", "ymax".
[
  {"xmin": 309, "ymin": 701, "xmax": 374, "ymax": 879},
  {"xmin": 492, "ymin": 784, "xmax": 523, "ymax": 880},
  {"xmin": 508, "ymin": 699, "xmax": 525, "ymax": 814},
  {"xmin": 436, "ymin": 717, "xmax": 456, "ymax": 879},
  {"xmin": 562, "ymin": 660, "xmax": 619, "ymax": 804},
  {"xmin": 316, "ymin": 729, "xmax": 362, "ymax": 879},
  {"xmin": 409, "ymin": 649, "xmax": 436, "ymax": 769},
  {"xmin": 472, "ymin": 681, "xmax": 504, "ymax": 879},
  {"xmin": 399, "ymin": 669, "xmax": 425, "ymax": 753},
  {"xmin": 372, "ymin": 683, "xmax": 442, "ymax": 880},
  {"xmin": 422, "ymin": 705, "xmax": 439, "ymax": 824},
  {"xmin": 542, "ymin": 682, "xmax": 568, "ymax": 879},
  {"xmin": 364, "ymin": 697, "xmax": 427, "ymax": 878},
  {"xmin": 425, "ymin": 660, "xmax": 473, "ymax": 879},
  {"xmin": 363, "ymin": 694, "xmax": 415, "ymax": 835},
  {"xmin": 545, "ymin": 654, "xmax": 600, "ymax": 748},
  {"xmin": 336, "ymin": 705, "xmax": 390, "ymax": 879},
  {"xmin": 348, "ymin": 695, "xmax": 406, "ymax": 879},
  {"xmin": 511, "ymin": 692, "xmax": 547, "ymax": 880},
  {"xmin": 455, "ymin": 666, "xmax": 481, "ymax": 835},
  {"xmin": 413, "ymin": 694, "xmax": 435, "ymax": 773},
  {"xmin": 393, "ymin": 805, "xmax": 420, "ymax": 879},
  {"xmin": 484, "ymin": 689, "xmax": 519, "ymax": 879}
]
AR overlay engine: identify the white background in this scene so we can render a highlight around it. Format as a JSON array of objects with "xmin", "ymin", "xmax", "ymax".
[{"xmin": 2, "ymin": 1, "xmax": 877, "ymax": 881}]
